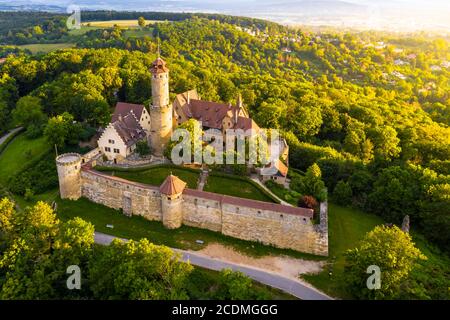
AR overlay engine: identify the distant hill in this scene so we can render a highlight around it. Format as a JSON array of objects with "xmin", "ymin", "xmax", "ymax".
[{"xmin": 0, "ymin": 0, "xmax": 448, "ymax": 31}]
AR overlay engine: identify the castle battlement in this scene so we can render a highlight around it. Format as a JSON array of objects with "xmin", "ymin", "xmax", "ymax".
[{"xmin": 56, "ymin": 153, "xmax": 82, "ymax": 166}]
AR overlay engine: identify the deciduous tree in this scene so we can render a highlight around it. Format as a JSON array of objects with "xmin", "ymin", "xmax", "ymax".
[{"xmin": 344, "ymin": 225, "xmax": 426, "ymax": 299}]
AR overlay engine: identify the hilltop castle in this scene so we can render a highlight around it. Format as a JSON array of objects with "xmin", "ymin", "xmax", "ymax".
[
  {"xmin": 55, "ymin": 56, "xmax": 328, "ymax": 256},
  {"xmin": 97, "ymin": 56, "xmax": 289, "ymax": 183},
  {"xmin": 55, "ymin": 151, "xmax": 328, "ymax": 255}
]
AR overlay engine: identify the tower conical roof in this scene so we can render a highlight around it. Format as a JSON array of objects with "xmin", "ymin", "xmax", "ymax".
[
  {"xmin": 151, "ymin": 57, "xmax": 169, "ymax": 74},
  {"xmin": 159, "ymin": 174, "xmax": 186, "ymax": 195}
]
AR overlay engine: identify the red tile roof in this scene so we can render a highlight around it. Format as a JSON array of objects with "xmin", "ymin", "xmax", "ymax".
[
  {"xmin": 160, "ymin": 175, "xmax": 187, "ymax": 195},
  {"xmin": 112, "ymin": 112, "xmax": 146, "ymax": 147},
  {"xmin": 112, "ymin": 102, "xmax": 145, "ymax": 122},
  {"xmin": 182, "ymin": 99, "xmax": 258, "ymax": 131}
]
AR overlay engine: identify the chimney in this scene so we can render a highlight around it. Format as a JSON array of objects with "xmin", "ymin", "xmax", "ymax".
[
  {"xmin": 187, "ymin": 91, "xmax": 190, "ymax": 104},
  {"xmin": 118, "ymin": 114, "xmax": 123, "ymax": 122}
]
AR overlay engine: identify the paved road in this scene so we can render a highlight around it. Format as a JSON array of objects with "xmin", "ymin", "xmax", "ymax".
[
  {"xmin": 94, "ymin": 232, "xmax": 332, "ymax": 300},
  {"xmin": 0, "ymin": 127, "xmax": 22, "ymax": 146}
]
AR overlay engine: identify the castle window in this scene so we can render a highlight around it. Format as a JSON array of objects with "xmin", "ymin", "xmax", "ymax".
[
  {"xmin": 114, "ymin": 149, "xmax": 120, "ymax": 153},
  {"xmin": 280, "ymin": 214, "xmax": 284, "ymax": 219},
  {"xmin": 105, "ymin": 147, "xmax": 111, "ymax": 152},
  {"xmin": 108, "ymin": 139, "xmax": 115, "ymax": 144}
]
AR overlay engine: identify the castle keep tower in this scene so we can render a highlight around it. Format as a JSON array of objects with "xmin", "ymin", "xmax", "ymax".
[
  {"xmin": 150, "ymin": 57, "xmax": 172, "ymax": 156},
  {"xmin": 159, "ymin": 174, "xmax": 186, "ymax": 229},
  {"xmin": 56, "ymin": 153, "xmax": 82, "ymax": 200}
]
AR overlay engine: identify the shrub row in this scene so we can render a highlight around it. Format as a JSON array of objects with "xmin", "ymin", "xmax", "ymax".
[{"xmin": 8, "ymin": 151, "xmax": 58, "ymax": 195}]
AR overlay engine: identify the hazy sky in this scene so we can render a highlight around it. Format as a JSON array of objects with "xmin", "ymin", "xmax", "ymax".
[{"xmin": 4, "ymin": 0, "xmax": 450, "ymax": 31}]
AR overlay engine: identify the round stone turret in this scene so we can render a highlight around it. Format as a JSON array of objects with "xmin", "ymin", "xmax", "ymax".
[
  {"xmin": 56, "ymin": 153, "xmax": 82, "ymax": 200},
  {"xmin": 160, "ymin": 174, "xmax": 186, "ymax": 229}
]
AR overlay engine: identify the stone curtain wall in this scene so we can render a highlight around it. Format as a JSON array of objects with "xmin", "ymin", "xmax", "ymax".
[
  {"xmin": 81, "ymin": 170, "xmax": 162, "ymax": 221},
  {"xmin": 80, "ymin": 168, "xmax": 329, "ymax": 256},
  {"xmin": 221, "ymin": 202, "xmax": 328, "ymax": 256},
  {"xmin": 182, "ymin": 191, "xmax": 224, "ymax": 232}
]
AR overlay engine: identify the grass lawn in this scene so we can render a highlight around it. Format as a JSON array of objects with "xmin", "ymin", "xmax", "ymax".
[
  {"xmin": 56, "ymin": 197, "xmax": 322, "ymax": 260},
  {"xmin": 17, "ymin": 43, "xmax": 75, "ymax": 54},
  {"xmin": 302, "ymin": 203, "xmax": 384, "ymax": 298},
  {"xmin": 0, "ymin": 134, "xmax": 50, "ymax": 185},
  {"xmin": 109, "ymin": 165, "xmax": 200, "ymax": 189},
  {"xmin": 204, "ymin": 174, "xmax": 276, "ymax": 203}
]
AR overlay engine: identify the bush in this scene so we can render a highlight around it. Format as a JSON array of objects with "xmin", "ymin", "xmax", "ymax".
[
  {"xmin": 215, "ymin": 269, "xmax": 269, "ymax": 300},
  {"xmin": 79, "ymin": 124, "xmax": 97, "ymax": 142},
  {"xmin": 24, "ymin": 188, "xmax": 34, "ymax": 201},
  {"xmin": 24, "ymin": 123, "xmax": 43, "ymax": 139},
  {"xmin": 298, "ymin": 195, "xmax": 318, "ymax": 210},
  {"xmin": 333, "ymin": 180, "xmax": 352, "ymax": 205},
  {"xmin": 344, "ymin": 225, "xmax": 427, "ymax": 299},
  {"xmin": 136, "ymin": 139, "xmax": 150, "ymax": 156},
  {"xmin": 290, "ymin": 163, "xmax": 328, "ymax": 202}
]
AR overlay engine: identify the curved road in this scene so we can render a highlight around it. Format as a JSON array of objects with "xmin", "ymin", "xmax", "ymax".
[
  {"xmin": 0, "ymin": 127, "xmax": 22, "ymax": 146},
  {"xmin": 94, "ymin": 232, "xmax": 332, "ymax": 300}
]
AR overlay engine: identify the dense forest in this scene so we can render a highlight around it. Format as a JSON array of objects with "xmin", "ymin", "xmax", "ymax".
[{"xmin": 0, "ymin": 11, "xmax": 449, "ymax": 300}]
